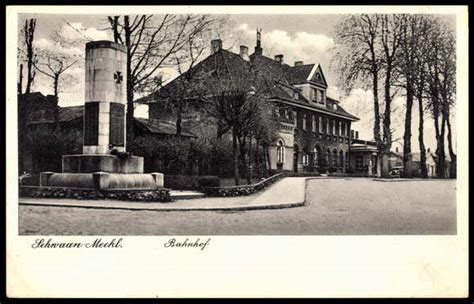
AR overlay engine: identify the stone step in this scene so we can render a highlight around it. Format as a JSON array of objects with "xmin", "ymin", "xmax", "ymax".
[{"xmin": 170, "ymin": 190, "xmax": 206, "ymax": 200}]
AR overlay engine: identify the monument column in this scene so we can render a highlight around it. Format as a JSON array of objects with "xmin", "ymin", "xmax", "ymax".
[
  {"xmin": 40, "ymin": 40, "xmax": 164, "ymax": 191},
  {"xmin": 83, "ymin": 41, "xmax": 127, "ymax": 155}
]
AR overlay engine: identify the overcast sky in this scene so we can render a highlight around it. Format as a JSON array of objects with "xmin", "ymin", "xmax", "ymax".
[{"xmin": 17, "ymin": 13, "xmax": 457, "ymax": 153}]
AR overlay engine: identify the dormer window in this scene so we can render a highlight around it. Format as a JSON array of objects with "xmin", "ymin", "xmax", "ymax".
[
  {"xmin": 312, "ymin": 88, "xmax": 325, "ymax": 104},
  {"xmin": 293, "ymin": 91, "xmax": 299, "ymax": 100}
]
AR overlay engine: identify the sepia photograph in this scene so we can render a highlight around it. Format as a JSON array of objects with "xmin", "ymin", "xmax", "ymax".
[
  {"xmin": 6, "ymin": 5, "xmax": 468, "ymax": 299},
  {"xmin": 15, "ymin": 10, "xmax": 458, "ymax": 236}
]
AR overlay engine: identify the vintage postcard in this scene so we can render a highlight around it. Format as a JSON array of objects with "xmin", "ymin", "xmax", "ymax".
[{"xmin": 6, "ymin": 5, "xmax": 468, "ymax": 298}]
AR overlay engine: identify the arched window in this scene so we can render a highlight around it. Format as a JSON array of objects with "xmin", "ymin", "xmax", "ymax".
[
  {"xmin": 318, "ymin": 116, "xmax": 323, "ymax": 133},
  {"xmin": 326, "ymin": 148, "xmax": 331, "ymax": 165},
  {"xmin": 277, "ymin": 140, "xmax": 285, "ymax": 163},
  {"xmin": 313, "ymin": 146, "xmax": 319, "ymax": 167},
  {"xmin": 333, "ymin": 149, "xmax": 338, "ymax": 167},
  {"xmin": 339, "ymin": 150, "xmax": 344, "ymax": 169},
  {"xmin": 302, "ymin": 153, "xmax": 309, "ymax": 166},
  {"xmin": 302, "ymin": 114, "xmax": 307, "ymax": 130}
]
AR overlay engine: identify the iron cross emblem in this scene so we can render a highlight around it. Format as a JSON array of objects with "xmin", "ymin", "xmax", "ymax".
[{"xmin": 114, "ymin": 71, "xmax": 123, "ymax": 84}]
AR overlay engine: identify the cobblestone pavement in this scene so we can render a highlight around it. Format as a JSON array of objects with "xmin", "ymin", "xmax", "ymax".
[{"xmin": 18, "ymin": 179, "xmax": 456, "ymax": 235}]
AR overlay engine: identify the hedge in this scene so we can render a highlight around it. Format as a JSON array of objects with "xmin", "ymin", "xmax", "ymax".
[
  {"xmin": 20, "ymin": 186, "xmax": 171, "ymax": 202},
  {"xmin": 164, "ymin": 175, "xmax": 220, "ymax": 190},
  {"xmin": 202, "ymin": 172, "xmax": 283, "ymax": 197}
]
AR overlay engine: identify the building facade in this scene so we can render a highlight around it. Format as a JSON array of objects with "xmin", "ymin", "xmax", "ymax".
[{"xmin": 143, "ymin": 32, "xmax": 359, "ymax": 174}]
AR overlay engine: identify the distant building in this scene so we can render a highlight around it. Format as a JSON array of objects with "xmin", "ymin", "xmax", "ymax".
[
  {"xmin": 18, "ymin": 92, "xmax": 195, "ymax": 174},
  {"xmin": 140, "ymin": 31, "xmax": 359, "ymax": 174}
]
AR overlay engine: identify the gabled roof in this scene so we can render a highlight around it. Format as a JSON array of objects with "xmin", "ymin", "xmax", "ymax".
[
  {"xmin": 286, "ymin": 64, "xmax": 315, "ymax": 85},
  {"xmin": 56, "ymin": 105, "xmax": 196, "ymax": 137},
  {"xmin": 138, "ymin": 47, "xmax": 359, "ymax": 121},
  {"xmin": 59, "ymin": 106, "xmax": 83, "ymax": 122},
  {"xmin": 135, "ymin": 118, "xmax": 196, "ymax": 138}
]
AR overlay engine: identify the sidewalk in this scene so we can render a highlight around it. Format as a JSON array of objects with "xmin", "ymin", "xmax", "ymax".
[{"xmin": 19, "ymin": 177, "xmax": 306, "ymax": 211}]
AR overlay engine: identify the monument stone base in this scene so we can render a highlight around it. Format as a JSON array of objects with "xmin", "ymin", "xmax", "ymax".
[{"xmin": 40, "ymin": 154, "xmax": 164, "ymax": 190}]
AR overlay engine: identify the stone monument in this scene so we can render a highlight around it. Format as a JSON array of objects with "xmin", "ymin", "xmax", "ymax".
[{"xmin": 40, "ymin": 41, "xmax": 163, "ymax": 190}]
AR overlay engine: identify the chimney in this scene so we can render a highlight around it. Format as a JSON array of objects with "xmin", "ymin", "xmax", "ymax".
[
  {"xmin": 294, "ymin": 61, "xmax": 304, "ymax": 66},
  {"xmin": 355, "ymin": 131, "xmax": 359, "ymax": 139},
  {"xmin": 211, "ymin": 39, "xmax": 222, "ymax": 54},
  {"xmin": 254, "ymin": 28, "xmax": 263, "ymax": 55},
  {"xmin": 274, "ymin": 54, "xmax": 284, "ymax": 64},
  {"xmin": 239, "ymin": 45, "xmax": 249, "ymax": 61}
]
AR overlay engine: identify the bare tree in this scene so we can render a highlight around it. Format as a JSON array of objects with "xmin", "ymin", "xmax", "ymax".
[
  {"xmin": 425, "ymin": 19, "xmax": 456, "ymax": 178},
  {"xmin": 195, "ymin": 51, "xmax": 277, "ymax": 185},
  {"xmin": 33, "ymin": 31, "xmax": 81, "ymax": 101},
  {"xmin": 380, "ymin": 15, "xmax": 403, "ymax": 156},
  {"xmin": 107, "ymin": 14, "xmax": 226, "ymax": 149},
  {"xmin": 412, "ymin": 16, "xmax": 436, "ymax": 178},
  {"xmin": 22, "ymin": 19, "xmax": 37, "ymax": 94},
  {"xmin": 335, "ymin": 15, "xmax": 382, "ymax": 150}
]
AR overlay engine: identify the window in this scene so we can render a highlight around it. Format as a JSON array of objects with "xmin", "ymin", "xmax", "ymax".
[
  {"xmin": 339, "ymin": 122, "xmax": 343, "ymax": 136},
  {"xmin": 302, "ymin": 113, "xmax": 307, "ymax": 130},
  {"xmin": 347, "ymin": 124, "xmax": 350, "ymax": 138},
  {"xmin": 333, "ymin": 150, "xmax": 338, "ymax": 167},
  {"xmin": 293, "ymin": 91, "xmax": 299, "ymax": 100},
  {"xmin": 313, "ymin": 147, "xmax": 319, "ymax": 167},
  {"xmin": 326, "ymin": 119, "xmax": 330, "ymax": 134},
  {"xmin": 293, "ymin": 110, "xmax": 297, "ymax": 126},
  {"xmin": 341, "ymin": 122, "xmax": 345, "ymax": 136},
  {"xmin": 312, "ymin": 115, "xmax": 316, "ymax": 132},
  {"xmin": 277, "ymin": 140, "xmax": 285, "ymax": 163},
  {"xmin": 333, "ymin": 120, "xmax": 336, "ymax": 135},
  {"xmin": 303, "ymin": 153, "xmax": 309, "ymax": 166},
  {"xmin": 319, "ymin": 116, "xmax": 323, "ymax": 133},
  {"xmin": 339, "ymin": 151, "xmax": 344, "ymax": 169},
  {"xmin": 285, "ymin": 109, "xmax": 290, "ymax": 120}
]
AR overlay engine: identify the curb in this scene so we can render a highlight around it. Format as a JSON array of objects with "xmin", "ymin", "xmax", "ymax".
[
  {"xmin": 19, "ymin": 178, "xmax": 307, "ymax": 212},
  {"xmin": 19, "ymin": 200, "xmax": 305, "ymax": 212}
]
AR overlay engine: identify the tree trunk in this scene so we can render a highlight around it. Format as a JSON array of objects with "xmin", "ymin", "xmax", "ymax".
[
  {"xmin": 25, "ymin": 19, "xmax": 36, "ymax": 94},
  {"xmin": 247, "ymin": 137, "xmax": 252, "ymax": 184},
  {"xmin": 417, "ymin": 92, "xmax": 427, "ymax": 178},
  {"xmin": 124, "ymin": 16, "xmax": 135, "ymax": 151},
  {"xmin": 446, "ymin": 114, "xmax": 456, "ymax": 178},
  {"xmin": 53, "ymin": 75, "xmax": 59, "ymax": 101},
  {"xmin": 18, "ymin": 64, "xmax": 23, "ymax": 95},
  {"xmin": 255, "ymin": 138, "xmax": 261, "ymax": 178},
  {"xmin": 232, "ymin": 128, "xmax": 240, "ymax": 186},
  {"xmin": 403, "ymin": 82, "xmax": 414, "ymax": 177},
  {"xmin": 372, "ymin": 70, "xmax": 381, "ymax": 147},
  {"xmin": 265, "ymin": 144, "xmax": 271, "ymax": 176},
  {"xmin": 238, "ymin": 135, "xmax": 249, "ymax": 184},
  {"xmin": 176, "ymin": 99, "xmax": 182, "ymax": 136},
  {"xmin": 383, "ymin": 67, "xmax": 392, "ymax": 153}
]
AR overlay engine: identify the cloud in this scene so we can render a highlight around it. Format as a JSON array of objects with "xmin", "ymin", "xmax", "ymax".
[
  {"xmin": 59, "ymin": 22, "xmax": 110, "ymax": 41},
  {"xmin": 34, "ymin": 38, "xmax": 82, "ymax": 57},
  {"xmin": 235, "ymin": 23, "xmax": 334, "ymax": 65}
]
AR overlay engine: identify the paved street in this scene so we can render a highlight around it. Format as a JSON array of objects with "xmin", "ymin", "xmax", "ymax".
[{"xmin": 19, "ymin": 179, "xmax": 456, "ymax": 235}]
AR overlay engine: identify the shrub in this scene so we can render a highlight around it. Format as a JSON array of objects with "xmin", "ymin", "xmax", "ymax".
[
  {"xmin": 198, "ymin": 175, "xmax": 220, "ymax": 188},
  {"xmin": 19, "ymin": 186, "xmax": 171, "ymax": 202},
  {"xmin": 202, "ymin": 173, "xmax": 283, "ymax": 197},
  {"xmin": 164, "ymin": 175, "xmax": 200, "ymax": 190}
]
